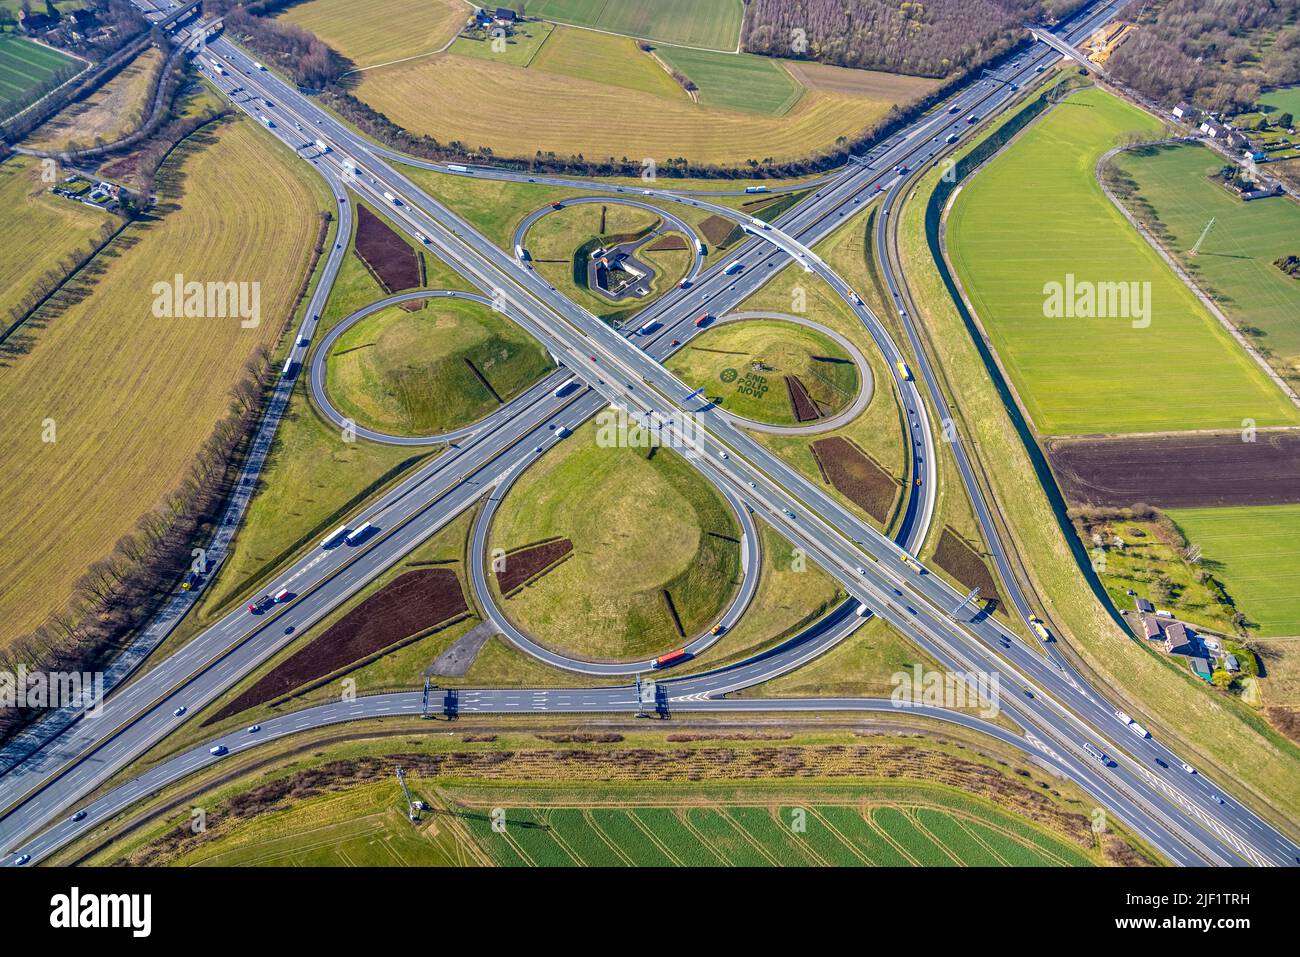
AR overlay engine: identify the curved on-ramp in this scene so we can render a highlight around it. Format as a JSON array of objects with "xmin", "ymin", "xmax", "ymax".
[
  {"xmin": 467, "ymin": 436, "xmax": 763, "ymax": 676},
  {"xmin": 308, "ymin": 288, "xmax": 573, "ymax": 446},
  {"xmin": 701, "ymin": 311, "xmax": 874, "ymax": 436}
]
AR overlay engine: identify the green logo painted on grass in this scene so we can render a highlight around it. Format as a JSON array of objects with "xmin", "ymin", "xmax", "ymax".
[{"xmin": 720, "ymin": 368, "xmax": 738, "ymax": 383}]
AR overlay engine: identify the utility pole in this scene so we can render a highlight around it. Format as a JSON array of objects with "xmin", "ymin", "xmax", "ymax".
[
  {"xmin": 396, "ymin": 766, "xmax": 420, "ymax": 822},
  {"xmin": 1190, "ymin": 217, "xmax": 1215, "ymax": 257}
]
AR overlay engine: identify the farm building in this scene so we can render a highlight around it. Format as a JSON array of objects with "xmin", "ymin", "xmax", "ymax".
[
  {"xmin": 1189, "ymin": 657, "xmax": 1213, "ymax": 681},
  {"xmin": 1140, "ymin": 616, "xmax": 1162, "ymax": 640},
  {"xmin": 1172, "ymin": 102, "xmax": 1193, "ymax": 121},
  {"xmin": 1200, "ymin": 120, "xmax": 1228, "ymax": 139},
  {"xmin": 1163, "ymin": 622, "xmax": 1198, "ymax": 656},
  {"xmin": 1135, "ymin": 597, "xmax": 1154, "ymax": 614},
  {"xmin": 1224, "ymin": 654, "xmax": 1240, "ymax": 673}
]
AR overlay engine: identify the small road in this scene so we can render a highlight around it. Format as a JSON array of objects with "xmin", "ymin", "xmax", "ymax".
[
  {"xmin": 703, "ymin": 310, "xmax": 874, "ymax": 436},
  {"xmin": 467, "ymin": 442, "xmax": 763, "ymax": 675},
  {"xmin": 308, "ymin": 288, "xmax": 577, "ymax": 446}
]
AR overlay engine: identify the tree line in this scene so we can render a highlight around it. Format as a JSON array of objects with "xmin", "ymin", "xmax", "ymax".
[
  {"xmin": 1106, "ymin": 0, "xmax": 1300, "ymax": 113},
  {"xmin": 0, "ymin": 346, "xmax": 276, "ymax": 743},
  {"xmin": 217, "ymin": 0, "xmax": 1025, "ymax": 178},
  {"xmin": 740, "ymin": 0, "xmax": 1053, "ymax": 79}
]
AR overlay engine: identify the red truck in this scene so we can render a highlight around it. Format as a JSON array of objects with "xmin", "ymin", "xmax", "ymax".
[
  {"xmin": 695, "ymin": 314, "xmax": 711, "ymax": 328},
  {"xmin": 652, "ymin": 648, "xmax": 688, "ymax": 669}
]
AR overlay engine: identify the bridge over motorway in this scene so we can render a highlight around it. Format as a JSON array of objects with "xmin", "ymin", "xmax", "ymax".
[{"xmin": 1026, "ymin": 23, "xmax": 1105, "ymax": 75}]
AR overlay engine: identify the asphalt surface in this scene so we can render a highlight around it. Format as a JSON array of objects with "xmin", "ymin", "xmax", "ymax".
[{"xmin": 3, "ymin": 0, "xmax": 1297, "ymax": 869}]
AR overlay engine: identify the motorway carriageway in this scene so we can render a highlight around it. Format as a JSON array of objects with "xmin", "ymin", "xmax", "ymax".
[
  {"xmin": 5, "ymin": 0, "xmax": 1294, "ymax": 868},
  {"xmin": 192, "ymin": 16, "xmax": 1295, "ymax": 866}
]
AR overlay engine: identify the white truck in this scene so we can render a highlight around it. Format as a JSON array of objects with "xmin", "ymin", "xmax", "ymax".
[
  {"xmin": 446, "ymin": 164, "xmax": 469, "ymax": 173},
  {"xmin": 254, "ymin": 61, "xmax": 266, "ymax": 71},
  {"xmin": 515, "ymin": 244, "xmax": 529, "ymax": 261},
  {"xmin": 723, "ymin": 261, "xmax": 743, "ymax": 275},
  {"xmin": 259, "ymin": 115, "xmax": 274, "ymax": 128},
  {"xmin": 744, "ymin": 185, "xmax": 769, "ymax": 194},
  {"xmin": 1128, "ymin": 721, "xmax": 1151, "ymax": 739},
  {"xmin": 382, "ymin": 191, "xmax": 399, "ymax": 205},
  {"xmin": 314, "ymin": 138, "xmax": 329, "ymax": 153},
  {"xmin": 855, "ymin": 603, "xmax": 870, "ymax": 617},
  {"xmin": 638, "ymin": 321, "xmax": 657, "ymax": 334},
  {"xmin": 344, "ymin": 522, "xmax": 372, "ymax": 545}
]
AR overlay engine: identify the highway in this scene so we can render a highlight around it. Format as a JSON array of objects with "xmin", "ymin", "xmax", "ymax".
[
  {"xmin": 1, "ymin": 691, "xmax": 1053, "ymax": 867},
  {"xmin": 175, "ymin": 3, "xmax": 1300, "ymax": 865},
  {"xmin": 2, "ymin": 0, "xmax": 1296, "ymax": 869}
]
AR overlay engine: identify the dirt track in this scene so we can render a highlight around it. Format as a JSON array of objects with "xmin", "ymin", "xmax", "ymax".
[{"xmin": 1046, "ymin": 431, "xmax": 1300, "ymax": 507}]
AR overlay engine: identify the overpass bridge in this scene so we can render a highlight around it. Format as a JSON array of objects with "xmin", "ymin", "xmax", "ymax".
[
  {"xmin": 156, "ymin": 0, "xmax": 202, "ymax": 30},
  {"xmin": 1026, "ymin": 23, "xmax": 1104, "ymax": 75}
]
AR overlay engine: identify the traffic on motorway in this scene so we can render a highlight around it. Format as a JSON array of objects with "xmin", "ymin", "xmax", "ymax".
[{"xmin": 1, "ymin": 0, "xmax": 1295, "ymax": 884}]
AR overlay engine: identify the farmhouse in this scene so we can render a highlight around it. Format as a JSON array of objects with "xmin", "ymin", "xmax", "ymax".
[
  {"xmin": 17, "ymin": 10, "xmax": 57, "ymax": 34},
  {"xmin": 1172, "ymin": 102, "xmax": 1193, "ymax": 121},
  {"xmin": 1200, "ymin": 119, "xmax": 1228, "ymax": 139},
  {"xmin": 1140, "ymin": 616, "xmax": 1162, "ymax": 640},
  {"xmin": 1241, "ymin": 183, "xmax": 1283, "ymax": 201},
  {"xmin": 1163, "ymin": 622, "xmax": 1198, "ymax": 657},
  {"xmin": 493, "ymin": 7, "xmax": 518, "ymax": 24}
]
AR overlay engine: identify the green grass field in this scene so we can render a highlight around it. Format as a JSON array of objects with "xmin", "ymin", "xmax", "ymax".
[
  {"xmin": 490, "ymin": 419, "xmax": 741, "ymax": 660},
  {"xmin": 1166, "ymin": 505, "xmax": 1300, "ymax": 637},
  {"xmin": 165, "ymin": 782, "xmax": 1098, "ymax": 867},
  {"xmin": 448, "ymin": 18, "xmax": 554, "ymax": 68},
  {"xmin": 1110, "ymin": 142, "xmax": 1300, "ymax": 377},
  {"xmin": 529, "ymin": 23, "xmax": 675, "ymax": 96},
  {"xmin": 655, "ymin": 45, "xmax": 802, "ymax": 114},
  {"xmin": 1075, "ymin": 516, "xmax": 1245, "ymax": 637},
  {"xmin": 948, "ymin": 86, "xmax": 1300, "ymax": 435},
  {"xmin": 897, "ymin": 83, "xmax": 1300, "ymax": 825},
  {"xmin": 0, "ymin": 33, "xmax": 79, "ymax": 119},
  {"xmin": 666, "ymin": 319, "xmax": 858, "ymax": 425},
  {"xmin": 522, "ymin": 0, "xmax": 743, "ymax": 51},
  {"xmin": 1260, "ymin": 85, "xmax": 1300, "ymax": 122},
  {"xmin": 324, "ymin": 298, "xmax": 555, "ymax": 436}
]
